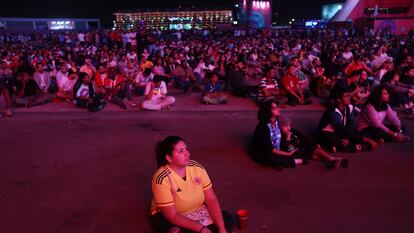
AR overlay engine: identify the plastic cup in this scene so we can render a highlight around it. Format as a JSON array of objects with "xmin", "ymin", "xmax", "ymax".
[{"xmin": 236, "ymin": 209, "xmax": 249, "ymax": 230}]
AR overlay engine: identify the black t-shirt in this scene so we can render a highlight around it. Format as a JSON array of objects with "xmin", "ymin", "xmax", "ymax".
[{"xmin": 17, "ymin": 79, "xmax": 39, "ymax": 97}]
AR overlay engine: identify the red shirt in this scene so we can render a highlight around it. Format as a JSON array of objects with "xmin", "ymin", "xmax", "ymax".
[
  {"xmin": 281, "ymin": 74, "xmax": 299, "ymax": 95},
  {"xmin": 104, "ymin": 74, "xmax": 124, "ymax": 88}
]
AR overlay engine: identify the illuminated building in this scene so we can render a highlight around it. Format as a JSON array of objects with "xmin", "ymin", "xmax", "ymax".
[
  {"xmin": 0, "ymin": 17, "xmax": 100, "ymax": 31},
  {"xmin": 113, "ymin": 9, "xmax": 233, "ymax": 30}
]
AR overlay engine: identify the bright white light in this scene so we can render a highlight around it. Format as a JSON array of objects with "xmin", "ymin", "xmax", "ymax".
[{"xmin": 292, "ymin": 19, "xmax": 295, "ymax": 21}]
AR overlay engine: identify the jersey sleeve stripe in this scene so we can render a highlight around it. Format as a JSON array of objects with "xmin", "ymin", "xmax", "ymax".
[
  {"xmin": 157, "ymin": 201, "xmax": 175, "ymax": 207},
  {"xmin": 156, "ymin": 173, "xmax": 168, "ymax": 184},
  {"xmin": 202, "ymin": 182, "xmax": 212, "ymax": 190}
]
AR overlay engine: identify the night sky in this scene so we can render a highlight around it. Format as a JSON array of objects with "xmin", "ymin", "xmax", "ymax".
[{"xmin": 0, "ymin": 0, "xmax": 340, "ymax": 27}]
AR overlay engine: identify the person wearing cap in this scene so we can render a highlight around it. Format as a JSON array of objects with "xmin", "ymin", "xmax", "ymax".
[{"xmin": 142, "ymin": 75, "xmax": 175, "ymax": 111}]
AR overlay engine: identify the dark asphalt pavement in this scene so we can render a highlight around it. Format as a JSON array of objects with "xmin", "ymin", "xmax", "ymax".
[{"xmin": 1, "ymin": 110, "xmax": 414, "ymax": 233}]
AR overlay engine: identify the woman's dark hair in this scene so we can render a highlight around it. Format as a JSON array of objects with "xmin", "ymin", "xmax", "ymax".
[
  {"xmin": 366, "ymin": 85, "xmax": 389, "ymax": 111},
  {"xmin": 155, "ymin": 136, "xmax": 185, "ymax": 168},
  {"xmin": 381, "ymin": 71, "xmax": 399, "ymax": 84},
  {"xmin": 257, "ymin": 100, "xmax": 278, "ymax": 124},
  {"xmin": 73, "ymin": 72, "xmax": 94, "ymax": 99}
]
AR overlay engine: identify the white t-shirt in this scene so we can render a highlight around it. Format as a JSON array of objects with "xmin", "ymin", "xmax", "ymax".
[
  {"xmin": 144, "ymin": 81, "xmax": 167, "ymax": 101},
  {"xmin": 56, "ymin": 71, "xmax": 76, "ymax": 92},
  {"xmin": 77, "ymin": 33, "xmax": 85, "ymax": 42},
  {"xmin": 76, "ymin": 84, "xmax": 90, "ymax": 98}
]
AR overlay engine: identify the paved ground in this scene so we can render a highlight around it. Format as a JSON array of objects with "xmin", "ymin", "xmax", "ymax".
[{"xmin": 1, "ymin": 94, "xmax": 414, "ymax": 233}]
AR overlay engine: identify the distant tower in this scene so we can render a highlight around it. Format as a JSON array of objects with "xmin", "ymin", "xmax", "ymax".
[{"xmin": 241, "ymin": 0, "xmax": 272, "ymax": 28}]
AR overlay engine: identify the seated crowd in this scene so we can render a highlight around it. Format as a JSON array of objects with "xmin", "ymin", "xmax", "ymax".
[
  {"xmin": 1, "ymin": 27, "xmax": 413, "ymax": 233},
  {"xmin": 0, "ymin": 27, "xmax": 413, "ymax": 118}
]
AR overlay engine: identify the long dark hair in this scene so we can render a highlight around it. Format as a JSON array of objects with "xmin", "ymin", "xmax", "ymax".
[
  {"xmin": 366, "ymin": 85, "xmax": 389, "ymax": 111},
  {"xmin": 155, "ymin": 136, "xmax": 185, "ymax": 168},
  {"xmin": 73, "ymin": 72, "xmax": 95, "ymax": 99},
  {"xmin": 257, "ymin": 100, "xmax": 278, "ymax": 124}
]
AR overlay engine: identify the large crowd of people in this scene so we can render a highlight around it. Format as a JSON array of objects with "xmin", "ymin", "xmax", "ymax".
[
  {"xmin": 0, "ymin": 27, "xmax": 413, "ymax": 116},
  {"xmin": 1, "ymin": 26, "xmax": 413, "ymax": 232}
]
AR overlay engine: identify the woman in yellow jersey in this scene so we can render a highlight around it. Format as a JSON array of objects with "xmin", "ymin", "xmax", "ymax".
[{"xmin": 150, "ymin": 136, "xmax": 234, "ymax": 233}]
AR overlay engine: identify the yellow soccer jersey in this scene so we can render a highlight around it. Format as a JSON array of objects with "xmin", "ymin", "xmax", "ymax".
[{"xmin": 151, "ymin": 160, "xmax": 212, "ymax": 215}]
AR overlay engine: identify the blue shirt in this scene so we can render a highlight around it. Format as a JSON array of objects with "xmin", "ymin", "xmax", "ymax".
[{"xmin": 267, "ymin": 121, "xmax": 281, "ymax": 150}]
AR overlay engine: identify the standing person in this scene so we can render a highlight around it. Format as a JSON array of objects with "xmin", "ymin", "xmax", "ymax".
[
  {"xmin": 0, "ymin": 61, "xmax": 13, "ymax": 116},
  {"xmin": 142, "ymin": 75, "xmax": 175, "ymax": 111},
  {"xmin": 150, "ymin": 136, "xmax": 234, "ymax": 233},
  {"xmin": 358, "ymin": 86, "xmax": 410, "ymax": 143}
]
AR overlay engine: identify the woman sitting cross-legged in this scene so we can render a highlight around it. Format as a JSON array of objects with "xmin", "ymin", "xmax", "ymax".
[{"xmin": 358, "ymin": 86, "xmax": 410, "ymax": 143}]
